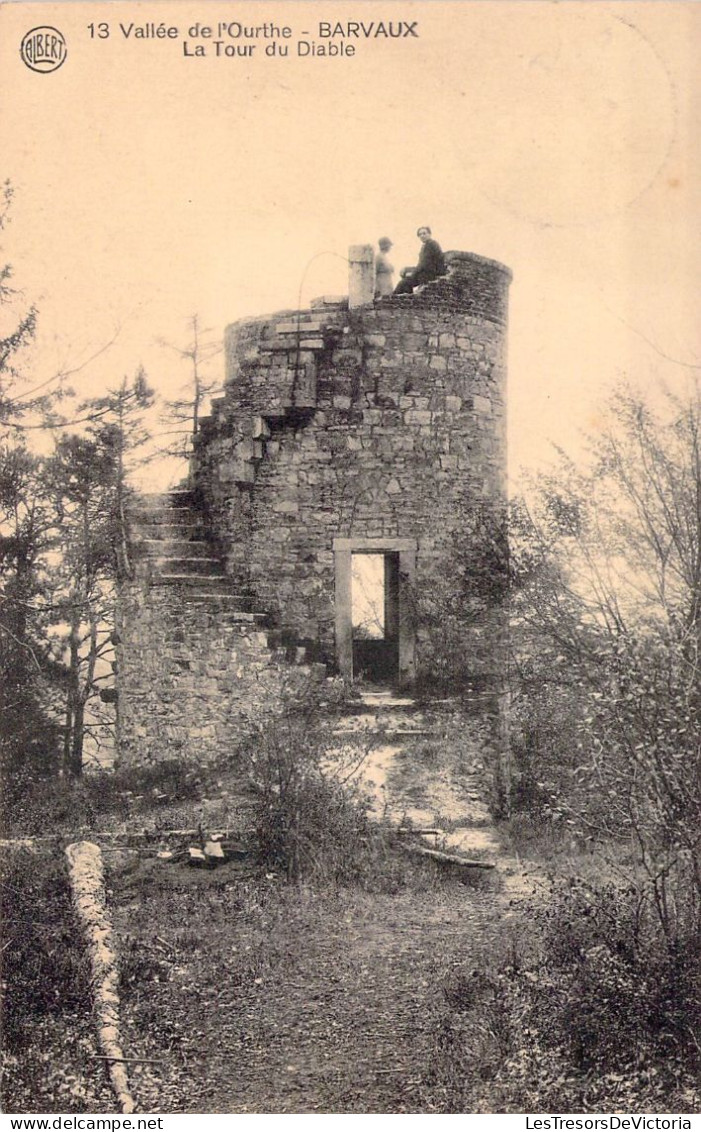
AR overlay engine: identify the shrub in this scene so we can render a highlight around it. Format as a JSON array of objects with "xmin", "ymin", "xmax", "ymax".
[
  {"xmin": 0, "ymin": 849, "xmax": 92, "ymax": 1050},
  {"xmin": 508, "ymin": 674, "xmax": 586, "ymax": 823},
  {"xmin": 245, "ymin": 710, "xmax": 391, "ymax": 885},
  {"xmin": 509, "ymin": 388, "xmax": 701, "ymax": 940},
  {"xmin": 432, "ymin": 880, "xmax": 701, "ymax": 1112},
  {"xmin": 89, "ymin": 758, "xmax": 203, "ymax": 810},
  {"xmin": 1, "ymin": 758, "xmax": 204, "ymax": 837},
  {"xmin": 240, "ymin": 673, "xmax": 417, "ymax": 886}
]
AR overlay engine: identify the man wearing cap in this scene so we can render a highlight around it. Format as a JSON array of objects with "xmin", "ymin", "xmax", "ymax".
[
  {"xmin": 374, "ymin": 237, "xmax": 395, "ymax": 297},
  {"xmin": 393, "ymin": 227, "xmax": 446, "ymax": 295}
]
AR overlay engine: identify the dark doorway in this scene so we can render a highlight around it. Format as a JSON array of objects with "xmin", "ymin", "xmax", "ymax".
[{"xmin": 351, "ymin": 552, "xmax": 400, "ymax": 684}]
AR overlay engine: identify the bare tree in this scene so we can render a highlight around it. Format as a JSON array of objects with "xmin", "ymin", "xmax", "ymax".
[
  {"xmin": 156, "ymin": 314, "xmax": 222, "ymax": 462},
  {"xmin": 511, "ymin": 381, "xmax": 701, "ymax": 944}
]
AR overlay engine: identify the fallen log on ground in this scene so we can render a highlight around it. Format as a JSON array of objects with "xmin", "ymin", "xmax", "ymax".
[
  {"xmin": 398, "ymin": 842, "xmax": 496, "ymax": 869},
  {"xmin": 65, "ymin": 841, "xmax": 135, "ymax": 1114}
]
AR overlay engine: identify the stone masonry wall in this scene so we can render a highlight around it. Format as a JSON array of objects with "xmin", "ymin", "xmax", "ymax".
[
  {"xmin": 192, "ymin": 251, "xmax": 511, "ymax": 684},
  {"xmin": 115, "ymin": 578, "xmax": 282, "ymax": 768},
  {"xmin": 114, "ymin": 488, "xmax": 291, "ymax": 769},
  {"xmin": 114, "ymin": 579, "xmax": 281, "ymax": 765}
]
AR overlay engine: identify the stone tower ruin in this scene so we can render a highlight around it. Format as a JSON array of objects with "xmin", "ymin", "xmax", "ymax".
[{"xmin": 115, "ymin": 247, "xmax": 511, "ymax": 766}]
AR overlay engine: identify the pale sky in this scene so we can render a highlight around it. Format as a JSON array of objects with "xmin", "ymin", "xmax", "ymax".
[{"xmin": 1, "ymin": 0, "xmax": 699, "ymax": 488}]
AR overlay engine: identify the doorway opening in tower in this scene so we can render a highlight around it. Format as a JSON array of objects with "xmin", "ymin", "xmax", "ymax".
[{"xmin": 351, "ymin": 551, "xmax": 400, "ymax": 685}]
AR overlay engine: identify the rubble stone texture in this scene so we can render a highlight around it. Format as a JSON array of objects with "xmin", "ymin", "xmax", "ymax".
[{"xmin": 115, "ymin": 492, "xmax": 287, "ymax": 767}]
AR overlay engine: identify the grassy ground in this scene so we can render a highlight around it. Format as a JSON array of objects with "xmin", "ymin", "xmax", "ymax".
[{"xmin": 0, "ymin": 850, "xmax": 115, "ymax": 1113}]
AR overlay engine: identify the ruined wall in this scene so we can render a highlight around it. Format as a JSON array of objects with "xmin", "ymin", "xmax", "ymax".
[
  {"xmin": 192, "ymin": 251, "xmax": 510, "ymax": 685},
  {"xmin": 114, "ymin": 490, "xmax": 287, "ymax": 769},
  {"xmin": 115, "ymin": 582, "xmax": 280, "ymax": 767}
]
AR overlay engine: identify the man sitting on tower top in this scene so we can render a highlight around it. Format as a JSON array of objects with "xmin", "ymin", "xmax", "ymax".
[{"xmin": 393, "ymin": 226, "xmax": 446, "ymax": 295}]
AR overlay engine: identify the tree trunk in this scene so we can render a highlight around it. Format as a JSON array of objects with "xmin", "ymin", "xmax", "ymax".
[{"xmin": 65, "ymin": 841, "xmax": 135, "ymax": 1114}]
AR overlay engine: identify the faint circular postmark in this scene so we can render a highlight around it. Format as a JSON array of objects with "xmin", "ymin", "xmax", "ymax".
[
  {"xmin": 20, "ymin": 26, "xmax": 67, "ymax": 74},
  {"xmin": 452, "ymin": 7, "xmax": 676, "ymax": 229}
]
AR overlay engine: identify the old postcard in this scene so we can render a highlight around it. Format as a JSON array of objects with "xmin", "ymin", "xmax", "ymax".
[{"xmin": 1, "ymin": 0, "xmax": 699, "ymax": 1119}]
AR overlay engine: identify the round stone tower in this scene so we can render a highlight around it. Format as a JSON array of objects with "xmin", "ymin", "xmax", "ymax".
[{"xmin": 193, "ymin": 248, "xmax": 511, "ymax": 689}]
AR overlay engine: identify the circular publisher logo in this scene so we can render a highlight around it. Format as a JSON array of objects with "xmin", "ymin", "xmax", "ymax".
[{"xmin": 20, "ymin": 26, "xmax": 67, "ymax": 73}]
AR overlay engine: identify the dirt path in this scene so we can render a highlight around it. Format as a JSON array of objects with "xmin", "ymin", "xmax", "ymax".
[
  {"xmin": 117, "ymin": 874, "xmax": 500, "ymax": 1113},
  {"xmin": 343, "ymin": 695, "xmax": 538, "ymax": 902}
]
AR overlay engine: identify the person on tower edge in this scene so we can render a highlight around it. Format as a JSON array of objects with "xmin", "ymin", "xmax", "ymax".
[
  {"xmin": 374, "ymin": 237, "xmax": 395, "ymax": 297},
  {"xmin": 393, "ymin": 226, "xmax": 446, "ymax": 295}
]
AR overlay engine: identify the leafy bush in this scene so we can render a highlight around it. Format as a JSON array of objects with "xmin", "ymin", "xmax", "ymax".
[
  {"xmin": 92, "ymin": 758, "xmax": 203, "ymax": 809},
  {"xmin": 432, "ymin": 879, "xmax": 701, "ymax": 1112},
  {"xmin": 508, "ymin": 673, "xmax": 583, "ymax": 821},
  {"xmin": 1, "ymin": 758, "xmax": 204, "ymax": 837},
  {"xmin": 245, "ymin": 710, "xmax": 392, "ymax": 885},
  {"xmin": 239, "ymin": 673, "xmax": 422, "ymax": 887},
  {"xmin": 509, "ymin": 629, "xmax": 701, "ymax": 944},
  {"xmin": 509, "ymin": 388, "xmax": 701, "ymax": 942}
]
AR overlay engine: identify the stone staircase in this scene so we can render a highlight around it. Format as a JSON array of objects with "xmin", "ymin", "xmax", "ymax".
[
  {"xmin": 194, "ymin": 298, "xmax": 348, "ymax": 487},
  {"xmin": 129, "ymin": 487, "xmax": 324, "ymax": 667},
  {"xmin": 329, "ymin": 692, "xmax": 539, "ymax": 898},
  {"xmin": 118, "ymin": 487, "xmax": 328, "ymax": 767},
  {"xmin": 328, "ymin": 693, "xmax": 502, "ymax": 866},
  {"xmin": 131, "ymin": 488, "xmax": 264, "ymax": 621}
]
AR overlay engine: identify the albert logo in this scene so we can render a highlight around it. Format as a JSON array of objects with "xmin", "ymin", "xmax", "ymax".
[{"xmin": 20, "ymin": 26, "xmax": 67, "ymax": 73}]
